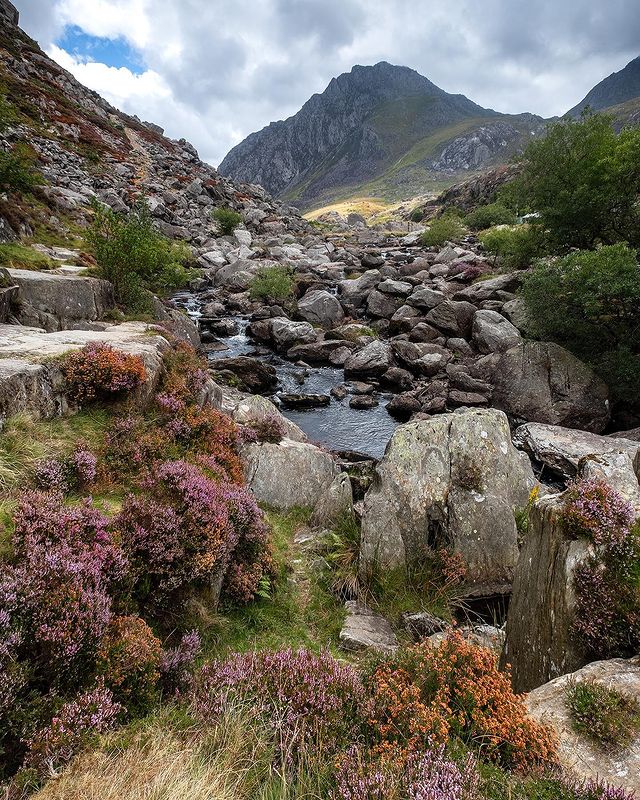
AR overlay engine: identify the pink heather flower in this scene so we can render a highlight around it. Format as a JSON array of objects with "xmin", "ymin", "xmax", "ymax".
[{"xmin": 562, "ymin": 478, "xmax": 634, "ymax": 547}]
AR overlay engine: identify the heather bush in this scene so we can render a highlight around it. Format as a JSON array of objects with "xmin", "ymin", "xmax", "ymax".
[
  {"xmin": 96, "ymin": 616, "xmax": 163, "ymax": 716},
  {"xmin": 34, "ymin": 445, "xmax": 98, "ymax": 494},
  {"xmin": 160, "ymin": 630, "xmax": 201, "ymax": 694},
  {"xmin": 23, "ymin": 684, "xmax": 121, "ymax": 779},
  {"xmin": 562, "ymin": 479, "xmax": 640, "ymax": 659},
  {"xmin": 566, "ymin": 679, "xmax": 640, "ymax": 751},
  {"xmin": 419, "ymin": 216, "xmax": 467, "ymax": 247},
  {"xmin": 191, "ymin": 648, "xmax": 367, "ymax": 763},
  {"xmin": 87, "ymin": 198, "xmax": 192, "ymax": 311},
  {"xmin": 249, "ymin": 264, "xmax": 295, "ymax": 301},
  {"xmin": 333, "ymin": 745, "xmax": 479, "ymax": 800},
  {"xmin": 366, "ymin": 630, "xmax": 558, "ymax": 772},
  {"xmin": 61, "ymin": 342, "xmax": 146, "ymax": 406},
  {"xmin": 212, "ymin": 206, "xmax": 243, "ymax": 235}
]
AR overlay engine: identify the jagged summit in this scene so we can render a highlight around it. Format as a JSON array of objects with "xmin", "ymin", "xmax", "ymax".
[{"xmin": 219, "ymin": 61, "xmax": 544, "ymax": 209}]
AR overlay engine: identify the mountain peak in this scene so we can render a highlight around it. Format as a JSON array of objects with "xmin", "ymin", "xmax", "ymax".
[{"xmin": 568, "ymin": 54, "xmax": 640, "ymax": 117}]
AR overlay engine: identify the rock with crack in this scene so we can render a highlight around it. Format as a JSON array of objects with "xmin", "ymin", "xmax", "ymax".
[
  {"xmin": 297, "ymin": 289, "xmax": 345, "ymax": 328},
  {"xmin": 501, "ymin": 490, "xmax": 592, "ymax": 693},
  {"xmin": 472, "ymin": 309, "xmax": 522, "ymax": 354},
  {"xmin": 310, "ymin": 472, "xmax": 354, "ymax": 528},
  {"xmin": 360, "ymin": 408, "xmax": 536, "ymax": 595},
  {"xmin": 513, "ymin": 422, "xmax": 640, "ymax": 480},
  {"xmin": 525, "ymin": 657, "xmax": 640, "ymax": 795},
  {"xmin": 340, "ymin": 602, "xmax": 398, "ymax": 653},
  {"xmin": 242, "ymin": 438, "xmax": 339, "ymax": 511}
]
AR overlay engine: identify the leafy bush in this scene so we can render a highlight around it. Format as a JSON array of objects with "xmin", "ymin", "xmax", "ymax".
[
  {"xmin": 87, "ymin": 199, "xmax": 191, "ymax": 310},
  {"xmin": 212, "ymin": 206, "xmax": 243, "ymax": 235},
  {"xmin": 0, "ymin": 94, "xmax": 42, "ymax": 193},
  {"xmin": 522, "ymin": 244, "xmax": 640, "ymax": 411},
  {"xmin": 465, "ymin": 203, "xmax": 517, "ymax": 231},
  {"xmin": 249, "ymin": 264, "xmax": 294, "ymax": 301},
  {"xmin": 409, "ymin": 206, "xmax": 424, "ymax": 223},
  {"xmin": 561, "ymin": 478, "xmax": 640, "ymax": 659},
  {"xmin": 61, "ymin": 342, "xmax": 146, "ymax": 406},
  {"xmin": 96, "ymin": 616, "xmax": 163, "ymax": 715},
  {"xmin": 480, "ymin": 225, "xmax": 547, "ymax": 269},
  {"xmin": 502, "ymin": 112, "xmax": 640, "ymax": 249},
  {"xmin": 419, "ymin": 216, "xmax": 467, "ymax": 247},
  {"xmin": 566, "ymin": 679, "xmax": 640, "ymax": 751},
  {"xmin": 366, "ymin": 630, "xmax": 558, "ymax": 772}
]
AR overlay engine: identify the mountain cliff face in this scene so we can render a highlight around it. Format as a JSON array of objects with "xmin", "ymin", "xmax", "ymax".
[
  {"xmin": 219, "ymin": 62, "xmax": 545, "ymax": 209},
  {"xmin": 568, "ymin": 55, "xmax": 640, "ymax": 117}
]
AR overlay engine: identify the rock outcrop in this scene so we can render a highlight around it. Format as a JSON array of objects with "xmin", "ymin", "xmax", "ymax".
[
  {"xmin": 526, "ymin": 657, "xmax": 640, "ymax": 795},
  {"xmin": 360, "ymin": 408, "xmax": 536, "ymax": 594}
]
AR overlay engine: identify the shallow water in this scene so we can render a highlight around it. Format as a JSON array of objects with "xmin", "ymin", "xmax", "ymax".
[{"xmin": 172, "ymin": 293, "xmax": 400, "ymax": 458}]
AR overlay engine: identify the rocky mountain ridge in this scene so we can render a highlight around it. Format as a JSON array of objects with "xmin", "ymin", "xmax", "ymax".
[
  {"xmin": 568, "ymin": 54, "xmax": 640, "ymax": 117},
  {"xmin": 219, "ymin": 61, "xmax": 547, "ymax": 209}
]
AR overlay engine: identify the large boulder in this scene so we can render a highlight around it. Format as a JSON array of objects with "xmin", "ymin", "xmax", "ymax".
[
  {"xmin": 297, "ymin": 289, "xmax": 345, "ymax": 329},
  {"xmin": 340, "ymin": 602, "xmax": 398, "ymax": 654},
  {"xmin": 243, "ymin": 438, "xmax": 339, "ymax": 510},
  {"xmin": 212, "ymin": 356, "xmax": 277, "ymax": 394},
  {"xmin": 526, "ymin": 658, "xmax": 640, "ymax": 795},
  {"xmin": 231, "ymin": 394, "xmax": 306, "ymax": 443},
  {"xmin": 215, "ymin": 258, "xmax": 274, "ymax": 291},
  {"xmin": 8, "ymin": 268, "xmax": 114, "ymax": 331},
  {"xmin": 501, "ymin": 491, "xmax": 591, "ymax": 693},
  {"xmin": 360, "ymin": 408, "xmax": 536, "ymax": 594},
  {"xmin": 270, "ymin": 317, "xmax": 317, "ymax": 351},
  {"xmin": 472, "ymin": 309, "xmax": 522, "ymax": 354},
  {"xmin": 489, "ymin": 341, "xmax": 610, "ymax": 433},
  {"xmin": 425, "ymin": 300, "xmax": 476, "ymax": 338},
  {"xmin": 344, "ymin": 341, "xmax": 393, "ymax": 379},
  {"xmin": 513, "ymin": 422, "xmax": 640, "ymax": 480},
  {"xmin": 0, "ymin": 321, "xmax": 171, "ymax": 420},
  {"xmin": 338, "ymin": 270, "xmax": 381, "ymax": 310}
]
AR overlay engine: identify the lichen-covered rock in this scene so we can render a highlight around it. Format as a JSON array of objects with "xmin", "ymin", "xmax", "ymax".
[
  {"xmin": 297, "ymin": 289, "xmax": 345, "ymax": 328},
  {"xmin": 526, "ymin": 657, "xmax": 640, "ymax": 795},
  {"xmin": 310, "ymin": 472, "xmax": 354, "ymax": 528},
  {"xmin": 360, "ymin": 408, "xmax": 536, "ymax": 594},
  {"xmin": 489, "ymin": 341, "xmax": 610, "ymax": 433},
  {"xmin": 231, "ymin": 394, "xmax": 307, "ymax": 442},
  {"xmin": 243, "ymin": 438, "xmax": 339, "ymax": 510},
  {"xmin": 8, "ymin": 268, "xmax": 114, "ymax": 331},
  {"xmin": 270, "ymin": 317, "xmax": 317, "ymax": 351},
  {"xmin": 344, "ymin": 340, "xmax": 393, "ymax": 379},
  {"xmin": 501, "ymin": 492, "xmax": 591, "ymax": 693},
  {"xmin": 472, "ymin": 309, "xmax": 522, "ymax": 354},
  {"xmin": 340, "ymin": 602, "xmax": 398, "ymax": 653}
]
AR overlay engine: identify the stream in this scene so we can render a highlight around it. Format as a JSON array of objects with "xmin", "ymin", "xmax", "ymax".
[{"xmin": 172, "ymin": 291, "xmax": 401, "ymax": 459}]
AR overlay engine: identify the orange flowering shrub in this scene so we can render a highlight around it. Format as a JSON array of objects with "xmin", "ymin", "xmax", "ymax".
[
  {"xmin": 366, "ymin": 630, "xmax": 558, "ymax": 773},
  {"xmin": 96, "ymin": 615, "xmax": 163, "ymax": 715},
  {"xmin": 61, "ymin": 342, "xmax": 146, "ymax": 405}
]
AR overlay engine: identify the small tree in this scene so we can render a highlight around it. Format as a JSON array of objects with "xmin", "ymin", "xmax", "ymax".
[
  {"xmin": 249, "ymin": 265, "xmax": 294, "ymax": 301},
  {"xmin": 522, "ymin": 244, "xmax": 640, "ymax": 411},
  {"xmin": 86, "ymin": 199, "xmax": 191, "ymax": 311},
  {"xmin": 502, "ymin": 112, "xmax": 640, "ymax": 249},
  {"xmin": 480, "ymin": 225, "xmax": 547, "ymax": 269},
  {"xmin": 212, "ymin": 206, "xmax": 243, "ymax": 235}
]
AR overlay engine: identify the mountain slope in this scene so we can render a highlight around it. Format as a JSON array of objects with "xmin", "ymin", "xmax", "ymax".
[
  {"xmin": 219, "ymin": 62, "xmax": 545, "ymax": 209},
  {"xmin": 568, "ymin": 55, "xmax": 640, "ymax": 117}
]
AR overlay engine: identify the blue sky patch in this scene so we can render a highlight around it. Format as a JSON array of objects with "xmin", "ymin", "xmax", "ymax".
[{"xmin": 57, "ymin": 26, "xmax": 144, "ymax": 73}]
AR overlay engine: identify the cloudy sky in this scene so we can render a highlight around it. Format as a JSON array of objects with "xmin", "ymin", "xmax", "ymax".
[{"xmin": 14, "ymin": 0, "xmax": 640, "ymax": 167}]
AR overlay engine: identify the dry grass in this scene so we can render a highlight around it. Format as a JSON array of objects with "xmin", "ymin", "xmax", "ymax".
[
  {"xmin": 0, "ymin": 411, "xmax": 109, "ymax": 493},
  {"xmin": 33, "ymin": 707, "xmax": 326, "ymax": 800}
]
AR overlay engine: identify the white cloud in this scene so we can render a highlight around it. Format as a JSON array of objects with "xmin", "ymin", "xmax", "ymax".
[{"xmin": 13, "ymin": 0, "xmax": 640, "ymax": 166}]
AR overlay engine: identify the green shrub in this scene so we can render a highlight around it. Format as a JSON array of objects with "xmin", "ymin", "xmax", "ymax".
[
  {"xmin": 501, "ymin": 112, "xmax": 640, "ymax": 249},
  {"xmin": 409, "ymin": 206, "xmax": 424, "ymax": 223},
  {"xmin": 0, "ymin": 243, "xmax": 56, "ymax": 271},
  {"xmin": 566, "ymin": 679, "xmax": 640, "ymax": 750},
  {"xmin": 464, "ymin": 203, "xmax": 517, "ymax": 231},
  {"xmin": 212, "ymin": 206, "xmax": 243, "ymax": 235},
  {"xmin": 249, "ymin": 265, "xmax": 294, "ymax": 301},
  {"xmin": 480, "ymin": 225, "xmax": 547, "ymax": 269},
  {"xmin": 419, "ymin": 215, "xmax": 467, "ymax": 247},
  {"xmin": 0, "ymin": 93, "xmax": 42, "ymax": 193},
  {"xmin": 86, "ymin": 199, "xmax": 191, "ymax": 311},
  {"xmin": 522, "ymin": 243, "xmax": 640, "ymax": 410}
]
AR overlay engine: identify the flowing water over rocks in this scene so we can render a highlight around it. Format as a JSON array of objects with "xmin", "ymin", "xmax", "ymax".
[{"xmin": 172, "ymin": 292, "xmax": 400, "ymax": 458}]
